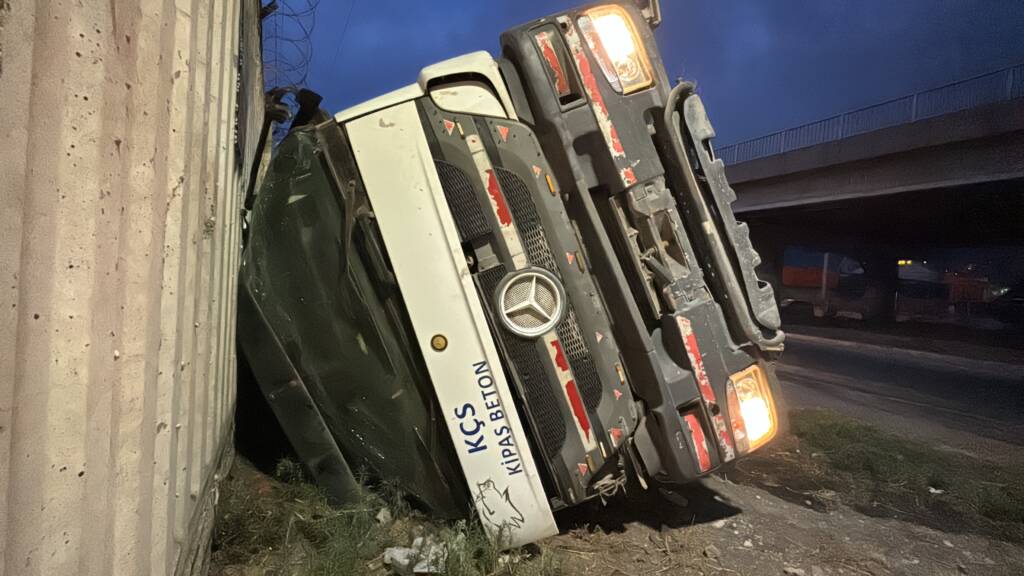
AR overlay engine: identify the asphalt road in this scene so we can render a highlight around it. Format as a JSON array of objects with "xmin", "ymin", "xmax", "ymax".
[{"xmin": 777, "ymin": 331, "xmax": 1024, "ymax": 463}]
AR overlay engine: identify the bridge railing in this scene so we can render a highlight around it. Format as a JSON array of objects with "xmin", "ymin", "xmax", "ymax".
[{"xmin": 715, "ymin": 63, "xmax": 1024, "ymax": 165}]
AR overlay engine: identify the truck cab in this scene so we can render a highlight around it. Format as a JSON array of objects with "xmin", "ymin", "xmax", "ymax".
[{"xmin": 239, "ymin": 1, "xmax": 785, "ymax": 548}]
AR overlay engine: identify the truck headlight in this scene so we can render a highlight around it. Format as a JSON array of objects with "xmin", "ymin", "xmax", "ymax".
[
  {"xmin": 577, "ymin": 5, "xmax": 654, "ymax": 95},
  {"xmin": 727, "ymin": 365, "xmax": 777, "ymax": 452}
]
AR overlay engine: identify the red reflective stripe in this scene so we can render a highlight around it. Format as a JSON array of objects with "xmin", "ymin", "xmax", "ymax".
[
  {"xmin": 572, "ymin": 42, "xmax": 603, "ymax": 114},
  {"xmin": 714, "ymin": 414, "xmax": 736, "ymax": 461},
  {"xmin": 485, "ymin": 169, "xmax": 512, "ymax": 226},
  {"xmin": 678, "ymin": 317, "xmax": 716, "ymax": 403},
  {"xmin": 620, "ymin": 167, "xmax": 637, "ymax": 185},
  {"xmin": 550, "ymin": 340, "xmax": 570, "ymax": 372},
  {"xmin": 608, "ymin": 125, "xmax": 624, "ymax": 155},
  {"xmin": 569, "ymin": 35, "xmax": 625, "ymax": 156},
  {"xmin": 679, "ymin": 317, "xmax": 736, "ymax": 461},
  {"xmin": 497, "ymin": 125, "xmax": 510, "ymax": 142},
  {"xmin": 536, "ymin": 31, "xmax": 570, "ymax": 96},
  {"xmin": 684, "ymin": 413, "xmax": 711, "ymax": 472},
  {"xmin": 565, "ymin": 380, "xmax": 592, "ymax": 441},
  {"xmin": 547, "ymin": 335, "xmax": 597, "ymax": 451}
]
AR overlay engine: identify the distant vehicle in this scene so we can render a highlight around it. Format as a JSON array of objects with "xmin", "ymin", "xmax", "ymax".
[
  {"xmin": 990, "ymin": 284, "xmax": 1024, "ymax": 325},
  {"xmin": 238, "ymin": 0, "xmax": 784, "ymax": 548},
  {"xmin": 774, "ymin": 247, "xmax": 890, "ymax": 321}
]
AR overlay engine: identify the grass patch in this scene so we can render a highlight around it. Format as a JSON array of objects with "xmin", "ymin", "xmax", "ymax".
[
  {"xmin": 210, "ymin": 457, "xmax": 563, "ymax": 575},
  {"xmin": 738, "ymin": 409, "xmax": 1024, "ymax": 542}
]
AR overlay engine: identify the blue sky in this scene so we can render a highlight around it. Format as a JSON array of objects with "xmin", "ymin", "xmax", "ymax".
[{"xmin": 273, "ymin": 0, "xmax": 1024, "ymax": 145}]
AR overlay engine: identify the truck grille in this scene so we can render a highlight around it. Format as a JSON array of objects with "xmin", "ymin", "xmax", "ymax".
[
  {"xmin": 495, "ymin": 168, "xmax": 603, "ymax": 412},
  {"xmin": 435, "ymin": 160, "xmax": 489, "ymax": 242},
  {"xmin": 478, "ymin": 265, "xmax": 567, "ymax": 457}
]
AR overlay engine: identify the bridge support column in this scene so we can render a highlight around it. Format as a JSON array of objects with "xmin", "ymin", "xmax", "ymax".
[
  {"xmin": 860, "ymin": 249, "xmax": 899, "ymax": 323},
  {"xmin": 749, "ymin": 224, "xmax": 788, "ymax": 305}
]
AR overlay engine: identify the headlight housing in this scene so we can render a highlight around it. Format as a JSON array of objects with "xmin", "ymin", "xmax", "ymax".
[
  {"xmin": 726, "ymin": 365, "xmax": 777, "ymax": 452},
  {"xmin": 577, "ymin": 5, "xmax": 654, "ymax": 95}
]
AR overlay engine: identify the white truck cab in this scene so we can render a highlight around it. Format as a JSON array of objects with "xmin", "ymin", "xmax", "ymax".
[{"xmin": 239, "ymin": 1, "xmax": 785, "ymax": 548}]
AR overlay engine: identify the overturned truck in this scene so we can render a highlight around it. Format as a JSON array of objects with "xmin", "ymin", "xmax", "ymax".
[{"xmin": 239, "ymin": 1, "xmax": 785, "ymax": 547}]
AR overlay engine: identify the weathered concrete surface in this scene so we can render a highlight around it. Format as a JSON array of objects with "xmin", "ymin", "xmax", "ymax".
[
  {"xmin": 0, "ymin": 1, "xmax": 262, "ymax": 575},
  {"xmin": 727, "ymin": 98, "xmax": 1024, "ymax": 212}
]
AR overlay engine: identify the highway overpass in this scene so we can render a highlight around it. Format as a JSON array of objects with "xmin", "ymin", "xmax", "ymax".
[
  {"xmin": 718, "ymin": 63, "xmax": 1024, "ymax": 215},
  {"xmin": 713, "ymin": 64, "xmax": 1024, "ymax": 319}
]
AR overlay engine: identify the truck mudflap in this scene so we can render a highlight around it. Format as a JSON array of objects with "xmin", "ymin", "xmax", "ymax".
[{"xmin": 345, "ymin": 101, "xmax": 557, "ymax": 547}]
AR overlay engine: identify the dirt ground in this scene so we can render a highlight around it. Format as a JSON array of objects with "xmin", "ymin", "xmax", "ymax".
[
  {"xmin": 219, "ymin": 315, "xmax": 1024, "ymax": 574},
  {"xmin": 546, "ymin": 407, "xmax": 1024, "ymax": 576},
  {"xmin": 212, "ymin": 430, "xmax": 1024, "ymax": 576},
  {"xmin": 549, "ymin": 469, "xmax": 1023, "ymax": 576}
]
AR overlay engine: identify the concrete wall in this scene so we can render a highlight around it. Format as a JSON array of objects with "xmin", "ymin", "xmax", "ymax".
[{"xmin": 0, "ymin": 1, "xmax": 262, "ymax": 575}]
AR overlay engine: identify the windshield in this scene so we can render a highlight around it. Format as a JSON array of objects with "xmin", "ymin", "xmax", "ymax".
[{"xmin": 239, "ymin": 124, "xmax": 467, "ymax": 516}]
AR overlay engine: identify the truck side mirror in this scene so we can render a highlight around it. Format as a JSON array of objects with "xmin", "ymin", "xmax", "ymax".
[{"xmin": 633, "ymin": 0, "xmax": 661, "ymax": 28}]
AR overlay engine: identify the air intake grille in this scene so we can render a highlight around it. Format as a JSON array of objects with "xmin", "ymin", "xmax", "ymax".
[
  {"xmin": 478, "ymin": 265, "xmax": 566, "ymax": 457},
  {"xmin": 495, "ymin": 168, "xmax": 559, "ymax": 271},
  {"xmin": 495, "ymin": 167, "xmax": 603, "ymax": 412},
  {"xmin": 434, "ymin": 160, "xmax": 489, "ymax": 241},
  {"xmin": 554, "ymin": 308, "xmax": 601, "ymax": 411}
]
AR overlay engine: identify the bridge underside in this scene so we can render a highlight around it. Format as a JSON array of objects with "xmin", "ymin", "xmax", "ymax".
[
  {"xmin": 721, "ymin": 97, "xmax": 1024, "ymax": 321},
  {"xmin": 727, "ymin": 99, "xmax": 1024, "ymax": 214},
  {"xmin": 745, "ymin": 179, "xmax": 1024, "ymax": 253},
  {"xmin": 733, "ymin": 132, "xmax": 1024, "ymax": 214},
  {"xmin": 741, "ymin": 179, "xmax": 1024, "ymax": 322}
]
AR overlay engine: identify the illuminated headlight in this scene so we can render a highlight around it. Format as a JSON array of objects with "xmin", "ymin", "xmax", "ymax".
[
  {"xmin": 726, "ymin": 365, "xmax": 777, "ymax": 452},
  {"xmin": 577, "ymin": 5, "xmax": 654, "ymax": 95}
]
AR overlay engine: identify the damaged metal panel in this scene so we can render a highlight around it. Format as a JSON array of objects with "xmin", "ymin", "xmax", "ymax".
[{"xmin": 0, "ymin": 1, "xmax": 263, "ymax": 575}]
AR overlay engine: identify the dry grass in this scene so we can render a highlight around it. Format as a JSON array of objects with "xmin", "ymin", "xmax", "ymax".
[
  {"xmin": 735, "ymin": 409, "xmax": 1024, "ymax": 542},
  {"xmin": 210, "ymin": 458, "xmax": 564, "ymax": 576}
]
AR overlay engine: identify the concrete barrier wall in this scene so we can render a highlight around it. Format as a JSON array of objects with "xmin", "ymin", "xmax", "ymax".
[{"xmin": 0, "ymin": 1, "xmax": 261, "ymax": 574}]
